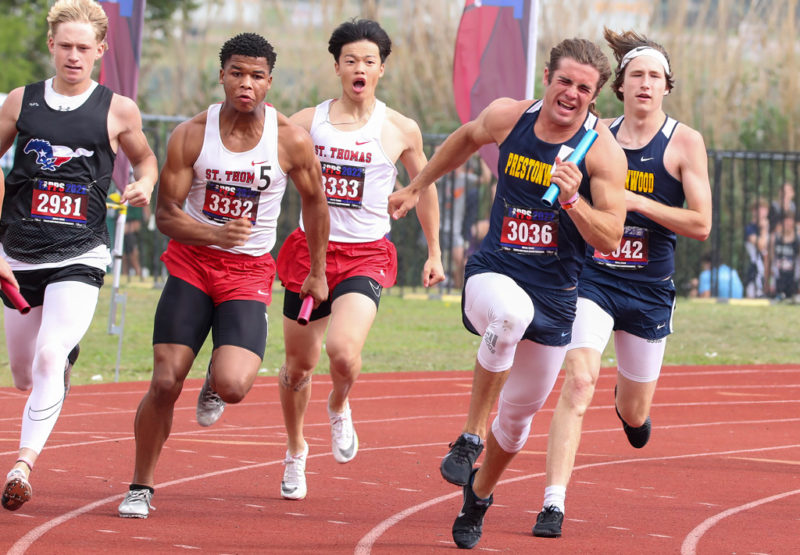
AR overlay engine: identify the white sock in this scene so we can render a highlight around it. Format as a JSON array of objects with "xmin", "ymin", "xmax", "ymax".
[{"xmin": 543, "ymin": 485, "xmax": 566, "ymax": 513}]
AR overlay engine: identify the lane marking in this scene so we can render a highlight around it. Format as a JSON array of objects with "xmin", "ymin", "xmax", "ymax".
[{"xmin": 680, "ymin": 488, "xmax": 800, "ymax": 555}]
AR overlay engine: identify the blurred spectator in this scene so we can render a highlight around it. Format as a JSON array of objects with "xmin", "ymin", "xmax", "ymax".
[
  {"xmin": 437, "ymin": 155, "xmax": 492, "ymax": 289},
  {"xmin": 769, "ymin": 211, "xmax": 800, "ymax": 300},
  {"xmin": 123, "ymin": 203, "xmax": 151, "ymax": 281},
  {"xmin": 438, "ymin": 156, "xmax": 471, "ymax": 289},
  {"xmin": 768, "ymin": 182, "xmax": 796, "ymax": 231},
  {"xmin": 744, "ymin": 198, "xmax": 769, "ymax": 297},
  {"xmin": 692, "ymin": 253, "xmax": 743, "ymax": 299}
]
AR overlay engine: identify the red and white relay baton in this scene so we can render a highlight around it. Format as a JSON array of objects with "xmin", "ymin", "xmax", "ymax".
[{"xmin": 1, "ymin": 278, "xmax": 31, "ymax": 315}]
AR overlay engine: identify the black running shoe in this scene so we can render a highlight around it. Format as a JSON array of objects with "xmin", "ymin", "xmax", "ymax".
[
  {"xmin": 615, "ymin": 386, "xmax": 651, "ymax": 448},
  {"xmin": 64, "ymin": 344, "xmax": 80, "ymax": 397},
  {"xmin": 532, "ymin": 505, "xmax": 564, "ymax": 538},
  {"xmin": 452, "ymin": 469, "xmax": 493, "ymax": 549},
  {"xmin": 441, "ymin": 435, "xmax": 484, "ymax": 486}
]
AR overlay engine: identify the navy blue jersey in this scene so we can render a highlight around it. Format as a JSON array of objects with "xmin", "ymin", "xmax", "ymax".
[
  {"xmin": 586, "ymin": 115, "xmax": 684, "ymax": 282},
  {"xmin": 466, "ymin": 101, "xmax": 596, "ymax": 290},
  {"xmin": 1, "ymin": 81, "xmax": 116, "ymax": 263}
]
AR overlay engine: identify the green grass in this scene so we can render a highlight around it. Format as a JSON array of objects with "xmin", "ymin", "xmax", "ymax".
[{"xmin": 0, "ymin": 285, "xmax": 796, "ymax": 388}]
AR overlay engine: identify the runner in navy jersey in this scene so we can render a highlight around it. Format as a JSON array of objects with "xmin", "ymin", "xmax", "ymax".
[
  {"xmin": 117, "ymin": 33, "xmax": 329, "ymax": 518},
  {"xmin": 0, "ymin": 0, "xmax": 157, "ymax": 512},
  {"xmin": 533, "ymin": 28, "xmax": 712, "ymax": 539},
  {"xmin": 275, "ymin": 19, "xmax": 444, "ymax": 501},
  {"xmin": 391, "ymin": 37, "xmax": 627, "ymax": 549}
]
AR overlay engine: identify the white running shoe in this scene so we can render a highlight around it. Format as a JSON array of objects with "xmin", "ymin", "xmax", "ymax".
[
  {"xmin": 118, "ymin": 488, "xmax": 155, "ymax": 518},
  {"xmin": 196, "ymin": 365, "xmax": 225, "ymax": 427},
  {"xmin": 328, "ymin": 394, "xmax": 359, "ymax": 463},
  {"xmin": 281, "ymin": 442, "xmax": 308, "ymax": 500}
]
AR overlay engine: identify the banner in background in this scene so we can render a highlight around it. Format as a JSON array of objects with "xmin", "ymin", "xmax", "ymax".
[
  {"xmin": 453, "ymin": 0, "xmax": 537, "ymax": 175},
  {"xmin": 99, "ymin": 0, "xmax": 146, "ymax": 192}
]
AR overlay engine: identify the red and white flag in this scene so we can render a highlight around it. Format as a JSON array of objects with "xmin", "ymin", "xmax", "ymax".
[
  {"xmin": 99, "ymin": 0, "xmax": 147, "ymax": 193},
  {"xmin": 453, "ymin": 0, "xmax": 538, "ymax": 175}
]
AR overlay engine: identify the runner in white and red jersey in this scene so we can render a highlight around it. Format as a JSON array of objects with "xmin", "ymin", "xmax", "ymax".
[
  {"xmin": 275, "ymin": 18, "xmax": 444, "ymax": 500},
  {"xmin": 118, "ymin": 33, "xmax": 329, "ymax": 519}
]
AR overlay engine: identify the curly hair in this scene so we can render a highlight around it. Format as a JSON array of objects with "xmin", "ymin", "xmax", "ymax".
[{"xmin": 219, "ymin": 33, "xmax": 277, "ymax": 71}]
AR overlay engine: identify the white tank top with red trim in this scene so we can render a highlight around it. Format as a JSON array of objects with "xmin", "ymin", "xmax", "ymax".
[
  {"xmin": 184, "ymin": 103, "xmax": 288, "ymax": 256},
  {"xmin": 300, "ymin": 98, "xmax": 398, "ymax": 243}
]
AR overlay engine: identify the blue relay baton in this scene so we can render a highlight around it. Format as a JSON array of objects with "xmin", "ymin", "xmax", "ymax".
[{"xmin": 542, "ymin": 128, "xmax": 599, "ymax": 207}]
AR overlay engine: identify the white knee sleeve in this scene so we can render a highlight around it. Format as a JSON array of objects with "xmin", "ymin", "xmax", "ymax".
[
  {"xmin": 491, "ymin": 340, "xmax": 567, "ymax": 452},
  {"xmin": 464, "ymin": 273, "xmax": 534, "ymax": 372}
]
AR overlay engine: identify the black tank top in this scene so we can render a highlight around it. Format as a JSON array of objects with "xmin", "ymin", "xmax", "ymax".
[{"xmin": 1, "ymin": 80, "xmax": 116, "ymax": 263}]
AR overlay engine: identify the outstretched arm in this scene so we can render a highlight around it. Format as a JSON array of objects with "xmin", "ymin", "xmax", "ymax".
[
  {"xmin": 396, "ymin": 118, "xmax": 444, "ymax": 287},
  {"xmin": 388, "ymin": 97, "xmax": 526, "ymax": 220},
  {"xmin": 111, "ymin": 94, "xmax": 158, "ymax": 208},
  {"xmin": 280, "ymin": 117, "xmax": 329, "ymax": 306}
]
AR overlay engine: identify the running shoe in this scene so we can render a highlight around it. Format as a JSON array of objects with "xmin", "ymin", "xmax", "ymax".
[
  {"xmin": 118, "ymin": 488, "xmax": 155, "ymax": 518},
  {"xmin": 440, "ymin": 434, "xmax": 484, "ymax": 486},
  {"xmin": 281, "ymin": 442, "xmax": 308, "ymax": 500},
  {"xmin": 451, "ymin": 468, "xmax": 493, "ymax": 549},
  {"xmin": 64, "ymin": 344, "xmax": 80, "ymax": 397},
  {"xmin": 532, "ymin": 505, "xmax": 564, "ymax": 537},
  {"xmin": 196, "ymin": 364, "xmax": 225, "ymax": 427},
  {"xmin": 1, "ymin": 469, "xmax": 32, "ymax": 511},
  {"xmin": 615, "ymin": 386, "xmax": 651, "ymax": 448},
  {"xmin": 328, "ymin": 394, "xmax": 358, "ymax": 463}
]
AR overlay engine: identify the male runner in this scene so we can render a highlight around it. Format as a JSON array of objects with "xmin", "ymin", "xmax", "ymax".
[
  {"xmin": 533, "ymin": 28, "xmax": 711, "ymax": 538},
  {"xmin": 274, "ymin": 18, "xmax": 443, "ymax": 501},
  {"xmin": 0, "ymin": 0, "xmax": 157, "ymax": 511},
  {"xmin": 118, "ymin": 32, "xmax": 329, "ymax": 518},
  {"xmin": 391, "ymin": 37, "xmax": 627, "ymax": 548}
]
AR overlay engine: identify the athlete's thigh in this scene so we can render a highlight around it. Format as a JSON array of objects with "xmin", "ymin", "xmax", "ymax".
[
  {"xmin": 283, "ymin": 314, "xmax": 327, "ymax": 370},
  {"xmin": 211, "ymin": 299, "xmax": 269, "ymax": 359},
  {"xmin": 153, "ymin": 276, "xmax": 214, "ymax": 355},
  {"xmin": 39, "ymin": 281, "xmax": 100, "ymax": 349},
  {"xmin": 4, "ymin": 306, "xmax": 43, "ymax": 382},
  {"xmin": 326, "ymin": 291, "xmax": 378, "ymax": 354},
  {"xmin": 569, "ymin": 296, "xmax": 614, "ymax": 353}
]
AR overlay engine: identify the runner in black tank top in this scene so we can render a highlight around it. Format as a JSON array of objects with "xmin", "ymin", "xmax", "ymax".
[{"xmin": 0, "ymin": 0, "xmax": 157, "ymax": 513}]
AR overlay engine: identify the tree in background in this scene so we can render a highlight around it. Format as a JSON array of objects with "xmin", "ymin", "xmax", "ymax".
[{"xmin": 2, "ymin": 0, "xmax": 799, "ymax": 152}]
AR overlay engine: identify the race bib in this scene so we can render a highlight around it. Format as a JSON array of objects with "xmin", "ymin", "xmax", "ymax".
[
  {"xmin": 593, "ymin": 226, "xmax": 649, "ymax": 269},
  {"xmin": 500, "ymin": 203, "xmax": 559, "ymax": 255},
  {"xmin": 202, "ymin": 181, "xmax": 260, "ymax": 224},
  {"xmin": 322, "ymin": 162, "xmax": 365, "ymax": 209},
  {"xmin": 30, "ymin": 178, "xmax": 89, "ymax": 225}
]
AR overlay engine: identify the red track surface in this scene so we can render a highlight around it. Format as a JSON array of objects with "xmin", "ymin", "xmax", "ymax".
[{"xmin": 1, "ymin": 365, "xmax": 799, "ymax": 554}]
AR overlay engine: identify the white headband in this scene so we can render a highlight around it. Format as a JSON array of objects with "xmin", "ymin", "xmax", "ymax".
[{"xmin": 619, "ymin": 46, "xmax": 671, "ymax": 76}]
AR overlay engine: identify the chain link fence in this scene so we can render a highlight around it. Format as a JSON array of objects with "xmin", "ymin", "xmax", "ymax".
[{"xmin": 121, "ymin": 115, "xmax": 800, "ymax": 300}]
